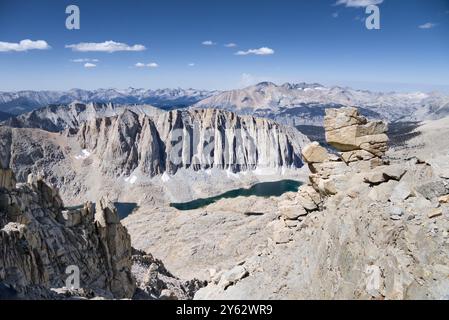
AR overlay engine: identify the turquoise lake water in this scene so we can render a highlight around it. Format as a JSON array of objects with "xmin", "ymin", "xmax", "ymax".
[{"xmin": 170, "ymin": 180, "xmax": 302, "ymax": 211}]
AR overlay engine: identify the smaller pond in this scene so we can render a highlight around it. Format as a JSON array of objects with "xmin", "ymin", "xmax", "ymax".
[
  {"xmin": 65, "ymin": 202, "xmax": 138, "ymax": 220},
  {"xmin": 170, "ymin": 180, "xmax": 301, "ymax": 211}
]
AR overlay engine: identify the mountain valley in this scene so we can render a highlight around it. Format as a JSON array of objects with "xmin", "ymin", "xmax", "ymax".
[{"xmin": 1, "ymin": 84, "xmax": 449, "ymax": 300}]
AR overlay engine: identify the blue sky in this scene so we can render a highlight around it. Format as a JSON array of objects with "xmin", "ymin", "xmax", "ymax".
[{"xmin": 0, "ymin": 0, "xmax": 448, "ymax": 92}]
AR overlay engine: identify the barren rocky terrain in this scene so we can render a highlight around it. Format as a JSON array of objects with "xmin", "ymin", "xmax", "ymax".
[{"xmin": 1, "ymin": 103, "xmax": 449, "ymax": 300}]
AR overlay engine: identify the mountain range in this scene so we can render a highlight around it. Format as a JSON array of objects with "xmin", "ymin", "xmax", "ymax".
[
  {"xmin": 0, "ymin": 88, "xmax": 219, "ymax": 114},
  {"xmin": 2, "ymin": 82, "xmax": 449, "ymax": 127},
  {"xmin": 1, "ymin": 85, "xmax": 449, "ymax": 300},
  {"xmin": 193, "ymin": 82, "xmax": 449, "ymax": 125}
]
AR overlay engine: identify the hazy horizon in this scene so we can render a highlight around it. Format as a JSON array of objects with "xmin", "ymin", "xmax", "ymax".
[{"xmin": 1, "ymin": 0, "xmax": 448, "ymax": 93}]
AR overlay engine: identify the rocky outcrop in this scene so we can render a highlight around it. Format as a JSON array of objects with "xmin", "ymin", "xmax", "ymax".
[
  {"xmin": 301, "ymin": 141, "xmax": 329, "ymax": 164},
  {"xmin": 306, "ymin": 107, "xmax": 390, "ymax": 198},
  {"xmin": 0, "ymin": 170, "xmax": 136, "ymax": 299},
  {"xmin": 0, "ymin": 168, "xmax": 209, "ymax": 300},
  {"xmin": 132, "ymin": 249, "xmax": 206, "ymax": 300},
  {"xmin": 2, "ymin": 102, "xmax": 165, "ymax": 133},
  {"xmin": 77, "ymin": 108, "xmax": 308, "ymax": 176},
  {"xmin": 325, "ymin": 107, "xmax": 389, "ymax": 157},
  {"xmin": 196, "ymin": 107, "xmax": 449, "ymax": 300}
]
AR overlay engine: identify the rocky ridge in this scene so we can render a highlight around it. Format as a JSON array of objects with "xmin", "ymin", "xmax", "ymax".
[
  {"xmin": 0, "ymin": 167, "xmax": 204, "ymax": 299},
  {"xmin": 193, "ymin": 82, "xmax": 449, "ymax": 125},
  {"xmin": 0, "ymin": 87, "xmax": 218, "ymax": 115},
  {"xmin": 1, "ymin": 103, "xmax": 308, "ymax": 178},
  {"xmin": 77, "ymin": 108, "xmax": 307, "ymax": 177}
]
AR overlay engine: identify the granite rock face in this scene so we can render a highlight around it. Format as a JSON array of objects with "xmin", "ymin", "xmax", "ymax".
[
  {"xmin": 0, "ymin": 169, "xmax": 136, "ymax": 299},
  {"xmin": 0, "ymin": 168, "xmax": 209, "ymax": 300},
  {"xmin": 77, "ymin": 108, "xmax": 308, "ymax": 177}
]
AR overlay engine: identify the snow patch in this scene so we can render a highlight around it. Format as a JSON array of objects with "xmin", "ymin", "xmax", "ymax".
[
  {"xmin": 161, "ymin": 172, "xmax": 170, "ymax": 182},
  {"xmin": 75, "ymin": 149, "xmax": 91, "ymax": 160},
  {"xmin": 124, "ymin": 175, "xmax": 138, "ymax": 184},
  {"xmin": 226, "ymin": 170, "xmax": 240, "ymax": 180}
]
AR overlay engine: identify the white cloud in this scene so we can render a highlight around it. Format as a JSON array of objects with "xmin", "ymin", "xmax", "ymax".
[
  {"xmin": 418, "ymin": 22, "xmax": 437, "ymax": 29},
  {"xmin": 202, "ymin": 40, "xmax": 216, "ymax": 46},
  {"xmin": 335, "ymin": 0, "xmax": 383, "ymax": 7},
  {"xmin": 224, "ymin": 43, "xmax": 237, "ymax": 47},
  {"xmin": 66, "ymin": 41, "xmax": 146, "ymax": 53},
  {"xmin": 188, "ymin": 63, "xmax": 195, "ymax": 67},
  {"xmin": 71, "ymin": 58, "xmax": 99, "ymax": 63},
  {"xmin": 135, "ymin": 62, "xmax": 159, "ymax": 68},
  {"xmin": 0, "ymin": 39, "xmax": 50, "ymax": 52},
  {"xmin": 84, "ymin": 63, "xmax": 96, "ymax": 68},
  {"xmin": 332, "ymin": 12, "xmax": 339, "ymax": 18},
  {"xmin": 235, "ymin": 47, "xmax": 274, "ymax": 56}
]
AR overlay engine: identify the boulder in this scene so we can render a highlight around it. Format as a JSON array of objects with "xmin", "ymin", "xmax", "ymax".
[
  {"xmin": 273, "ymin": 228, "xmax": 293, "ymax": 244},
  {"xmin": 324, "ymin": 107, "xmax": 367, "ymax": 130},
  {"xmin": 340, "ymin": 150, "xmax": 375, "ymax": 163},
  {"xmin": 428, "ymin": 208, "xmax": 443, "ymax": 219},
  {"xmin": 324, "ymin": 107, "xmax": 389, "ymax": 156},
  {"xmin": 279, "ymin": 205, "xmax": 308, "ymax": 220},
  {"xmin": 302, "ymin": 142, "xmax": 329, "ymax": 164},
  {"xmin": 364, "ymin": 172, "xmax": 387, "ymax": 185},
  {"xmin": 382, "ymin": 165, "xmax": 407, "ymax": 181},
  {"xmin": 389, "ymin": 206, "xmax": 404, "ymax": 220},
  {"xmin": 297, "ymin": 186, "xmax": 321, "ymax": 211},
  {"xmin": 219, "ymin": 266, "xmax": 248, "ymax": 288},
  {"xmin": 364, "ymin": 166, "xmax": 407, "ymax": 185},
  {"xmin": 438, "ymin": 195, "xmax": 449, "ymax": 204},
  {"xmin": 390, "ymin": 181, "xmax": 414, "ymax": 204},
  {"xmin": 415, "ymin": 180, "xmax": 448, "ymax": 200}
]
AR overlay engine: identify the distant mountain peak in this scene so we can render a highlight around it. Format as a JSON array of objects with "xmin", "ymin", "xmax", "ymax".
[{"xmin": 0, "ymin": 88, "xmax": 220, "ymax": 115}]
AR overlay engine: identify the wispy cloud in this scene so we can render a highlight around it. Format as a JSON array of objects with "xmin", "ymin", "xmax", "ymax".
[
  {"xmin": 239, "ymin": 73, "xmax": 275, "ymax": 88},
  {"xmin": 66, "ymin": 41, "xmax": 146, "ymax": 53},
  {"xmin": 188, "ymin": 63, "xmax": 195, "ymax": 67},
  {"xmin": 418, "ymin": 22, "xmax": 437, "ymax": 29},
  {"xmin": 202, "ymin": 40, "xmax": 216, "ymax": 46},
  {"xmin": 332, "ymin": 12, "xmax": 339, "ymax": 18},
  {"xmin": 135, "ymin": 62, "xmax": 159, "ymax": 68},
  {"xmin": 71, "ymin": 58, "xmax": 99, "ymax": 63},
  {"xmin": 235, "ymin": 47, "xmax": 275, "ymax": 56},
  {"xmin": 224, "ymin": 43, "xmax": 237, "ymax": 48},
  {"xmin": 84, "ymin": 63, "xmax": 96, "ymax": 68},
  {"xmin": 0, "ymin": 39, "xmax": 50, "ymax": 52},
  {"xmin": 335, "ymin": 0, "xmax": 383, "ymax": 7}
]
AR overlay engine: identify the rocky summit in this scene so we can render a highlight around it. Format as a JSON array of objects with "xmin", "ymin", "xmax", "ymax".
[{"xmin": 194, "ymin": 107, "xmax": 449, "ymax": 299}]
